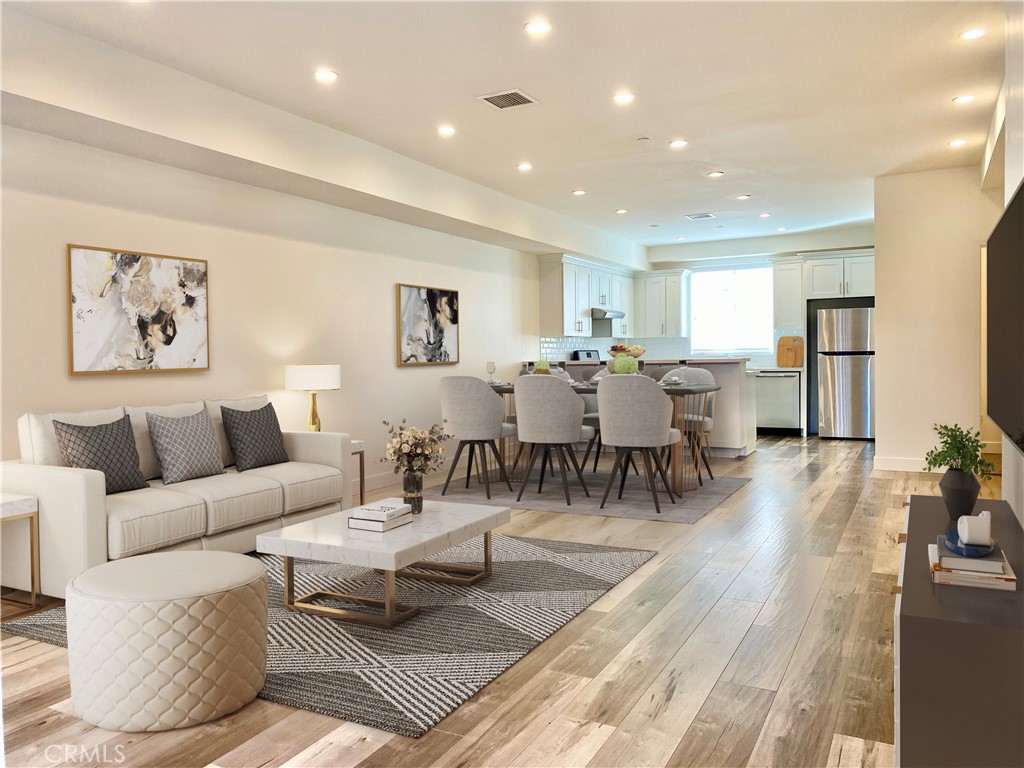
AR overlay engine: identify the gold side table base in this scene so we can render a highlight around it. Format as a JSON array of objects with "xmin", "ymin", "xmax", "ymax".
[{"xmin": 283, "ymin": 556, "xmax": 419, "ymax": 628}]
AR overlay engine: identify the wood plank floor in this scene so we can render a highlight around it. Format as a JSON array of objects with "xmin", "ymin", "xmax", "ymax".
[{"xmin": 1, "ymin": 437, "xmax": 1002, "ymax": 768}]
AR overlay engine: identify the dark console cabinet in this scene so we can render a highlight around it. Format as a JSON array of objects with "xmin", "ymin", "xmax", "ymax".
[{"xmin": 896, "ymin": 496, "xmax": 1023, "ymax": 767}]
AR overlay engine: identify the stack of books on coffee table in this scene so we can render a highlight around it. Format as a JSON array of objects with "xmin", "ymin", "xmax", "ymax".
[
  {"xmin": 347, "ymin": 499, "xmax": 414, "ymax": 532},
  {"xmin": 927, "ymin": 538, "xmax": 1018, "ymax": 591}
]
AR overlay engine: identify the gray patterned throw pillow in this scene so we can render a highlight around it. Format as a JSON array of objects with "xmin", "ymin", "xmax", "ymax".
[
  {"xmin": 52, "ymin": 415, "xmax": 149, "ymax": 495},
  {"xmin": 221, "ymin": 403, "xmax": 289, "ymax": 472},
  {"xmin": 146, "ymin": 409, "xmax": 225, "ymax": 484}
]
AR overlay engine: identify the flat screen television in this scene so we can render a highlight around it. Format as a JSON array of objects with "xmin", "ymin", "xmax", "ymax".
[{"xmin": 987, "ymin": 178, "xmax": 1024, "ymax": 454}]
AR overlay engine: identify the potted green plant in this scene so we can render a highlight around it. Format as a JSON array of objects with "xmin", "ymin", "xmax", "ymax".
[{"xmin": 923, "ymin": 424, "xmax": 995, "ymax": 521}]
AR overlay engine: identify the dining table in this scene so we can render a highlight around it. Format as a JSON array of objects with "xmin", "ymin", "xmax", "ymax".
[{"xmin": 490, "ymin": 379, "xmax": 721, "ymax": 494}]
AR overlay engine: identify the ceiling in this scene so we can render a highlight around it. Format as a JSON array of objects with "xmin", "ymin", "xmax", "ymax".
[{"xmin": 12, "ymin": 1, "xmax": 1007, "ymax": 247}]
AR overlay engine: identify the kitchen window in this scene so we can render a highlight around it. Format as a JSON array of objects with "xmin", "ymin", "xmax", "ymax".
[{"xmin": 690, "ymin": 265, "xmax": 773, "ymax": 354}]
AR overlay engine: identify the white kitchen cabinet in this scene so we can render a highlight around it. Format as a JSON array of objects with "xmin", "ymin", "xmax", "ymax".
[
  {"xmin": 845, "ymin": 256, "xmax": 875, "ymax": 297},
  {"xmin": 590, "ymin": 270, "xmax": 612, "ymax": 310},
  {"xmin": 539, "ymin": 258, "xmax": 592, "ymax": 337},
  {"xmin": 610, "ymin": 274, "xmax": 633, "ymax": 336},
  {"xmin": 772, "ymin": 262, "xmax": 804, "ymax": 328},
  {"xmin": 804, "ymin": 254, "xmax": 874, "ymax": 299},
  {"xmin": 634, "ymin": 272, "xmax": 688, "ymax": 337}
]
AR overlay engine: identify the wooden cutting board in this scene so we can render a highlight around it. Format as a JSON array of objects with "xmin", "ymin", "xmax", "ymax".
[{"xmin": 776, "ymin": 336, "xmax": 804, "ymax": 367}]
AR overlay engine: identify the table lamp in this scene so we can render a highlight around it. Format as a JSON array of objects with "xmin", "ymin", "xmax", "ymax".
[{"xmin": 285, "ymin": 364, "xmax": 341, "ymax": 432}]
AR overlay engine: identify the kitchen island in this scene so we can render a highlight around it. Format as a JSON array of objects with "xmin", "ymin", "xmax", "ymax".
[{"xmin": 527, "ymin": 357, "xmax": 757, "ymax": 458}]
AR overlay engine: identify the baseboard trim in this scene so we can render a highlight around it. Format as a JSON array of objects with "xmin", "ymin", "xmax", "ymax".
[{"xmin": 873, "ymin": 456, "xmax": 936, "ymax": 473}]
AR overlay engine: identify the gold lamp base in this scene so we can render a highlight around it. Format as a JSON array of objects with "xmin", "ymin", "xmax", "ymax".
[{"xmin": 307, "ymin": 391, "xmax": 321, "ymax": 432}]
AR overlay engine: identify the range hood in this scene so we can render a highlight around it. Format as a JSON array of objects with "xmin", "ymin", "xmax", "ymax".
[{"xmin": 591, "ymin": 307, "xmax": 625, "ymax": 319}]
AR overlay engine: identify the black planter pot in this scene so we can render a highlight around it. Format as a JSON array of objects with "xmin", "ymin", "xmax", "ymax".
[{"xmin": 939, "ymin": 469, "xmax": 980, "ymax": 521}]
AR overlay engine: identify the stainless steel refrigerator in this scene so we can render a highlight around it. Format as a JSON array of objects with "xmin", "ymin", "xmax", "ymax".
[{"xmin": 818, "ymin": 307, "xmax": 874, "ymax": 438}]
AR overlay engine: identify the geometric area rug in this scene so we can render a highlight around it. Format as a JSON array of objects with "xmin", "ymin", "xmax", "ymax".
[{"xmin": 1, "ymin": 535, "xmax": 655, "ymax": 738}]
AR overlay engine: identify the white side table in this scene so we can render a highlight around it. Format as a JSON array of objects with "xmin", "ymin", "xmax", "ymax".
[
  {"xmin": 1, "ymin": 493, "xmax": 40, "ymax": 608},
  {"xmin": 351, "ymin": 440, "xmax": 365, "ymax": 506}
]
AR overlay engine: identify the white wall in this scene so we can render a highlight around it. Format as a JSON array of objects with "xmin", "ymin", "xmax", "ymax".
[
  {"xmin": 874, "ymin": 167, "xmax": 1002, "ymax": 471},
  {"xmin": 1, "ymin": 128, "xmax": 540, "ymax": 493},
  {"xmin": 1000, "ymin": 0, "xmax": 1024, "ymax": 523}
]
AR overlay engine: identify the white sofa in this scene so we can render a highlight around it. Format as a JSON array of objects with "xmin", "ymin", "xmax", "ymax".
[{"xmin": 1, "ymin": 395, "xmax": 351, "ymax": 598}]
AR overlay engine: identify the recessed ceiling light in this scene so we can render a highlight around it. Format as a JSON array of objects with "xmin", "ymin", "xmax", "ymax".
[
  {"xmin": 517, "ymin": 162, "xmax": 533, "ymax": 172},
  {"xmin": 314, "ymin": 68, "xmax": 338, "ymax": 84},
  {"xmin": 437, "ymin": 124, "xmax": 456, "ymax": 138},
  {"xmin": 648, "ymin": 224, "xmax": 659, "ymax": 228},
  {"xmin": 669, "ymin": 139, "xmax": 689, "ymax": 149},
  {"xmin": 759, "ymin": 213, "xmax": 772, "ymax": 218},
  {"xmin": 948, "ymin": 138, "xmax": 967, "ymax": 148},
  {"xmin": 572, "ymin": 189, "xmax": 586, "ymax": 196},
  {"xmin": 616, "ymin": 209, "xmax": 628, "ymax": 214},
  {"xmin": 959, "ymin": 28, "xmax": 985, "ymax": 40},
  {"xmin": 524, "ymin": 20, "xmax": 552, "ymax": 36},
  {"xmin": 707, "ymin": 171, "xmax": 725, "ymax": 178},
  {"xmin": 736, "ymin": 194, "xmax": 751, "ymax": 200},
  {"xmin": 952, "ymin": 95, "xmax": 975, "ymax": 104},
  {"xmin": 676, "ymin": 236, "xmax": 686, "ymax": 241},
  {"xmin": 777, "ymin": 227, "xmax": 787, "ymax": 232},
  {"xmin": 613, "ymin": 91, "xmax": 636, "ymax": 106}
]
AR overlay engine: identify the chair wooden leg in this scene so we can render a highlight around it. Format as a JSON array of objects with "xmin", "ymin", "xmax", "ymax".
[
  {"xmin": 479, "ymin": 442, "xmax": 492, "ymax": 499},
  {"xmin": 441, "ymin": 441, "xmax": 467, "ymax": 496},
  {"xmin": 465, "ymin": 443, "xmax": 476, "ymax": 489},
  {"xmin": 700, "ymin": 433, "xmax": 715, "ymax": 479},
  {"xmin": 651, "ymin": 447, "xmax": 676, "ymax": 504},
  {"xmin": 582, "ymin": 435, "xmax": 596, "ymax": 470},
  {"xmin": 628, "ymin": 453, "xmax": 640, "ymax": 475},
  {"xmin": 489, "ymin": 440, "xmax": 514, "ymax": 491},
  {"xmin": 600, "ymin": 448, "xmax": 628, "ymax": 508},
  {"xmin": 554, "ymin": 445, "xmax": 572, "ymax": 506},
  {"xmin": 618, "ymin": 449, "xmax": 631, "ymax": 499},
  {"xmin": 516, "ymin": 443, "xmax": 541, "ymax": 502},
  {"xmin": 640, "ymin": 448, "xmax": 662, "ymax": 515},
  {"xmin": 565, "ymin": 444, "xmax": 590, "ymax": 497},
  {"xmin": 510, "ymin": 442, "xmax": 526, "ymax": 477},
  {"xmin": 591, "ymin": 433, "xmax": 603, "ymax": 472},
  {"xmin": 538, "ymin": 446, "xmax": 549, "ymax": 493}
]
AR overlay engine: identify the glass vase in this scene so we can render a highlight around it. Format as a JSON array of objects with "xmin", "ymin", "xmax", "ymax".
[{"xmin": 403, "ymin": 471, "xmax": 424, "ymax": 514}]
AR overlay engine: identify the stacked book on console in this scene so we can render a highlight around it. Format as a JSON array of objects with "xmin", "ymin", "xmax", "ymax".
[
  {"xmin": 347, "ymin": 500, "xmax": 413, "ymax": 532},
  {"xmin": 927, "ymin": 538, "xmax": 1017, "ymax": 592}
]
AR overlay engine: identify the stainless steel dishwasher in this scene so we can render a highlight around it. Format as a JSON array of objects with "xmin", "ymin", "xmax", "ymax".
[{"xmin": 754, "ymin": 371, "xmax": 801, "ymax": 431}]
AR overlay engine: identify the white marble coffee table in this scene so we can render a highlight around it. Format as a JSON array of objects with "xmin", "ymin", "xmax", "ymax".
[{"xmin": 257, "ymin": 499, "xmax": 511, "ymax": 627}]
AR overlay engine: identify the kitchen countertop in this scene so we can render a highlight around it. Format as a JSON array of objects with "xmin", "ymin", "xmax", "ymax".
[
  {"xmin": 560, "ymin": 357, "xmax": 751, "ymax": 365},
  {"xmin": 751, "ymin": 367, "xmax": 803, "ymax": 372}
]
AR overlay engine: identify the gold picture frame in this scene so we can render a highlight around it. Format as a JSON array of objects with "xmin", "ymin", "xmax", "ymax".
[
  {"xmin": 395, "ymin": 283, "xmax": 459, "ymax": 367},
  {"xmin": 67, "ymin": 244, "xmax": 210, "ymax": 375}
]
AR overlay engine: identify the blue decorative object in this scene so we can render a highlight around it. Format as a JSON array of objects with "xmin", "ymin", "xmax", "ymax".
[{"xmin": 944, "ymin": 528, "xmax": 995, "ymax": 558}]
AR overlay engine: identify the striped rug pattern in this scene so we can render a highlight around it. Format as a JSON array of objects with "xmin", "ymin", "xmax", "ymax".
[{"xmin": 2, "ymin": 535, "xmax": 654, "ymax": 738}]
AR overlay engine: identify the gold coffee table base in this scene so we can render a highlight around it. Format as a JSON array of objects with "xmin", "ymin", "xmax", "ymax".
[
  {"xmin": 397, "ymin": 531, "xmax": 493, "ymax": 586},
  {"xmin": 282, "ymin": 532, "xmax": 493, "ymax": 627},
  {"xmin": 283, "ymin": 556, "xmax": 419, "ymax": 628}
]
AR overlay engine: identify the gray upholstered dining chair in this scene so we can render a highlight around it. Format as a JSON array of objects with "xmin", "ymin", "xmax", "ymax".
[
  {"xmin": 513, "ymin": 375, "xmax": 595, "ymax": 506},
  {"xmin": 597, "ymin": 375, "xmax": 681, "ymax": 514},
  {"xmin": 678, "ymin": 366, "xmax": 717, "ymax": 479},
  {"xmin": 659, "ymin": 366, "xmax": 688, "ymax": 383},
  {"xmin": 439, "ymin": 377, "xmax": 516, "ymax": 499}
]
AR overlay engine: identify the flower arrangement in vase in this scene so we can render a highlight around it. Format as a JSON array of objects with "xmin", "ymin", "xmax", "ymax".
[
  {"xmin": 381, "ymin": 419, "xmax": 452, "ymax": 513},
  {"xmin": 533, "ymin": 360, "xmax": 551, "ymax": 374},
  {"xmin": 923, "ymin": 423, "xmax": 995, "ymax": 521}
]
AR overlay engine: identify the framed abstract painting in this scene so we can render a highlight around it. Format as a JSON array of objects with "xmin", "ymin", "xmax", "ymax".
[
  {"xmin": 396, "ymin": 283, "xmax": 459, "ymax": 366},
  {"xmin": 67, "ymin": 244, "xmax": 210, "ymax": 375}
]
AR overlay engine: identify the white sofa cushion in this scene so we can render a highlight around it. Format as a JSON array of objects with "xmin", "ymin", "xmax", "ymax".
[
  {"xmin": 244, "ymin": 461, "xmax": 343, "ymax": 515},
  {"xmin": 205, "ymin": 396, "xmax": 268, "ymax": 467},
  {"xmin": 125, "ymin": 401, "xmax": 205, "ymax": 480},
  {"xmin": 106, "ymin": 486, "xmax": 207, "ymax": 559},
  {"xmin": 18, "ymin": 407, "xmax": 126, "ymax": 466},
  {"xmin": 152, "ymin": 468, "xmax": 282, "ymax": 535}
]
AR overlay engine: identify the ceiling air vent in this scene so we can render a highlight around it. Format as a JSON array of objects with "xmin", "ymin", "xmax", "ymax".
[
  {"xmin": 477, "ymin": 89, "xmax": 537, "ymax": 110},
  {"xmin": 685, "ymin": 212, "xmax": 716, "ymax": 220}
]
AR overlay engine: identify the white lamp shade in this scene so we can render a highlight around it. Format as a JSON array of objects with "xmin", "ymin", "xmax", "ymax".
[{"xmin": 285, "ymin": 364, "xmax": 341, "ymax": 391}]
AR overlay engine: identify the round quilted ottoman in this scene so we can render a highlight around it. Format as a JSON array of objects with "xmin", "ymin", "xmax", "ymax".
[{"xmin": 66, "ymin": 551, "xmax": 267, "ymax": 732}]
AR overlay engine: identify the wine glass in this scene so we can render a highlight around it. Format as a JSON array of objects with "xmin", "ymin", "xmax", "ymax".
[{"xmin": 485, "ymin": 361, "xmax": 496, "ymax": 383}]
